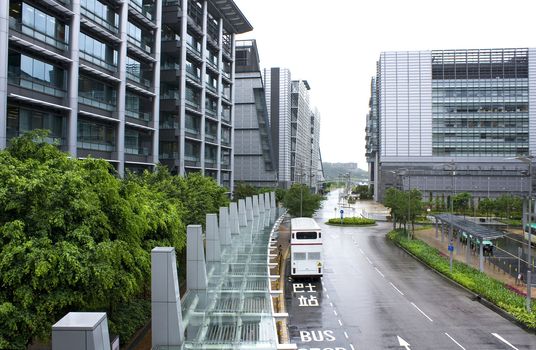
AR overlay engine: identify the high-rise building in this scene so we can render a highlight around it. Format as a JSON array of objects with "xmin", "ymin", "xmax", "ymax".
[
  {"xmin": 290, "ymin": 80, "xmax": 312, "ymax": 185},
  {"xmin": 367, "ymin": 48, "xmax": 535, "ymax": 202},
  {"xmin": 0, "ymin": 0, "xmax": 251, "ymax": 187},
  {"xmin": 264, "ymin": 67, "xmax": 292, "ymax": 188},
  {"xmin": 233, "ymin": 39, "xmax": 277, "ymax": 187},
  {"xmin": 158, "ymin": 0, "xmax": 251, "ymax": 189}
]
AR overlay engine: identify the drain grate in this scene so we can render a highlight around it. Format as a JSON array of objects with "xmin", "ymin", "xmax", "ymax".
[
  {"xmin": 243, "ymin": 297, "xmax": 268, "ymax": 313},
  {"xmin": 245, "ymin": 279, "xmax": 266, "ymax": 291},
  {"xmin": 214, "ymin": 297, "xmax": 240, "ymax": 312}
]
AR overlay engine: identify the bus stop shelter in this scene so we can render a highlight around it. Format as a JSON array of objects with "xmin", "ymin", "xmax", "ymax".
[{"xmin": 433, "ymin": 214, "xmax": 506, "ymax": 272}]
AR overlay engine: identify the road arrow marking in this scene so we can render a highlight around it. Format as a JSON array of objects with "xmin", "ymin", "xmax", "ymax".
[
  {"xmin": 492, "ymin": 333, "xmax": 519, "ymax": 350},
  {"xmin": 397, "ymin": 335, "xmax": 411, "ymax": 349}
]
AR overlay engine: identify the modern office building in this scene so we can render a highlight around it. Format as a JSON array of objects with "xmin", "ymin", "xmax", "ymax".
[
  {"xmin": 264, "ymin": 67, "xmax": 292, "ymax": 188},
  {"xmin": 290, "ymin": 80, "xmax": 312, "ymax": 184},
  {"xmin": 158, "ymin": 0, "xmax": 251, "ymax": 189},
  {"xmin": 367, "ymin": 48, "xmax": 535, "ymax": 202},
  {"xmin": 0, "ymin": 0, "xmax": 251, "ymax": 186},
  {"xmin": 233, "ymin": 39, "xmax": 277, "ymax": 187}
]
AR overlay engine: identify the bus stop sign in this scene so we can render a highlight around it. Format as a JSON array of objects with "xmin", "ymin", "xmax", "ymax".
[{"xmin": 448, "ymin": 245, "xmax": 454, "ymax": 252}]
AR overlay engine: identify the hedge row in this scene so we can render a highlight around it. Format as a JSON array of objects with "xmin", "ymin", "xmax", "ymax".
[
  {"xmin": 326, "ymin": 217, "xmax": 376, "ymax": 225},
  {"xmin": 387, "ymin": 229, "xmax": 536, "ymax": 329}
]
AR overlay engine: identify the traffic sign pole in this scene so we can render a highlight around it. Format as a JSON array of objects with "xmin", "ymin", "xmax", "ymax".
[{"xmin": 340, "ymin": 209, "xmax": 344, "ymax": 224}]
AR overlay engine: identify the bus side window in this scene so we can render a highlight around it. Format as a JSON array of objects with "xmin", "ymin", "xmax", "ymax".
[{"xmin": 318, "ymin": 232, "xmax": 321, "ymax": 238}]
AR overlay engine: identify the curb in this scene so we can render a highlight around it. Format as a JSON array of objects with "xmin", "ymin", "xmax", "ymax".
[
  {"xmin": 389, "ymin": 237, "xmax": 536, "ymax": 334},
  {"xmin": 324, "ymin": 223, "xmax": 377, "ymax": 227}
]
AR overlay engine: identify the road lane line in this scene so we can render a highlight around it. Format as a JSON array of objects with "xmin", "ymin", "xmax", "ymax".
[
  {"xmin": 344, "ymin": 331, "xmax": 349, "ymax": 339},
  {"xmin": 411, "ymin": 302, "xmax": 433, "ymax": 322},
  {"xmin": 329, "ymin": 302, "xmax": 333, "ymax": 307},
  {"xmin": 366, "ymin": 257, "xmax": 373, "ymax": 264},
  {"xmin": 374, "ymin": 267, "xmax": 385, "ymax": 278},
  {"xmin": 359, "ymin": 248, "xmax": 364, "ymax": 254},
  {"xmin": 445, "ymin": 333, "xmax": 466, "ymax": 350},
  {"xmin": 350, "ymin": 345, "xmax": 355, "ymax": 350},
  {"xmin": 338, "ymin": 319, "xmax": 343, "ymax": 326},
  {"xmin": 326, "ymin": 293, "xmax": 330, "ymax": 299},
  {"xmin": 323, "ymin": 287, "xmax": 327, "ymax": 292},
  {"xmin": 491, "ymin": 333, "xmax": 519, "ymax": 350},
  {"xmin": 333, "ymin": 310, "xmax": 338, "ymax": 316},
  {"xmin": 389, "ymin": 282, "xmax": 404, "ymax": 295}
]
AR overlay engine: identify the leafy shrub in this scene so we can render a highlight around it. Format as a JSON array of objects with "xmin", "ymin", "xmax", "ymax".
[
  {"xmin": 327, "ymin": 217, "xmax": 376, "ymax": 225},
  {"xmin": 387, "ymin": 229, "xmax": 536, "ymax": 329}
]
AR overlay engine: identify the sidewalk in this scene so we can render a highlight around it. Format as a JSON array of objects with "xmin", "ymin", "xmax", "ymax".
[
  {"xmin": 271, "ymin": 218, "xmax": 291, "ymax": 344},
  {"xmin": 413, "ymin": 227, "xmax": 535, "ymax": 297}
]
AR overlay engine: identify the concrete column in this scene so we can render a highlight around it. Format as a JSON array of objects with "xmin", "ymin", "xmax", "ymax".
[
  {"xmin": 205, "ymin": 214, "xmax": 221, "ymax": 262},
  {"xmin": 252, "ymin": 195, "xmax": 260, "ymax": 218},
  {"xmin": 199, "ymin": 0, "xmax": 207, "ymax": 175},
  {"xmin": 229, "ymin": 202, "xmax": 240, "ymax": 235},
  {"xmin": 466, "ymin": 236, "xmax": 471, "ymax": 264},
  {"xmin": 441, "ymin": 223, "xmax": 444, "ymax": 242},
  {"xmin": 52, "ymin": 312, "xmax": 110, "ymax": 350},
  {"xmin": 435, "ymin": 220, "xmax": 438, "ymax": 239},
  {"xmin": 186, "ymin": 225, "xmax": 207, "ymax": 290},
  {"xmin": 67, "ymin": 0, "xmax": 81, "ymax": 159},
  {"xmin": 178, "ymin": 0, "xmax": 188, "ymax": 175},
  {"xmin": 245, "ymin": 197, "xmax": 254, "ymax": 222},
  {"xmin": 238, "ymin": 199, "xmax": 247, "ymax": 227},
  {"xmin": 152, "ymin": 0, "xmax": 162, "ymax": 166},
  {"xmin": 264, "ymin": 193, "xmax": 271, "ymax": 225},
  {"xmin": 270, "ymin": 191, "xmax": 276, "ymax": 209},
  {"xmin": 258, "ymin": 194, "xmax": 266, "ymax": 228},
  {"xmin": 0, "ymin": 0, "xmax": 9, "ymax": 149},
  {"xmin": 216, "ymin": 16, "xmax": 223, "ymax": 184},
  {"xmin": 151, "ymin": 247, "xmax": 184, "ymax": 348},
  {"xmin": 229, "ymin": 32, "xmax": 236, "ymax": 192},
  {"xmin": 218, "ymin": 207, "xmax": 232, "ymax": 246},
  {"xmin": 116, "ymin": 0, "xmax": 129, "ymax": 176}
]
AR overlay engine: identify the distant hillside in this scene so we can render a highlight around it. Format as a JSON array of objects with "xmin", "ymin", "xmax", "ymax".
[{"xmin": 322, "ymin": 162, "xmax": 368, "ymax": 181}]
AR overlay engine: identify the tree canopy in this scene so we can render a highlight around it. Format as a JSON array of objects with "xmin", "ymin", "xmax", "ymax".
[
  {"xmin": 282, "ymin": 184, "xmax": 322, "ymax": 217},
  {"xmin": 0, "ymin": 131, "xmax": 229, "ymax": 348}
]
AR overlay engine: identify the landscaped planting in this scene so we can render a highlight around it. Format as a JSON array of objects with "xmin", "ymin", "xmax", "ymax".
[
  {"xmin": 326, "ymin": 217, "xmax": 376, "ymax": 226},
  {"xmin": 387, "ymin": 229, "xmax": 536, "ymax": 329}
]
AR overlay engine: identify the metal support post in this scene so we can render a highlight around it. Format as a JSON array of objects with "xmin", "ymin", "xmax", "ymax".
[
  {"xmin": 528, "ymin": 270, "xmax": 532, "ymax": 312},
  {"xmin": 479, "ymin": 240, "xmax": 484, "ymax": 272}
]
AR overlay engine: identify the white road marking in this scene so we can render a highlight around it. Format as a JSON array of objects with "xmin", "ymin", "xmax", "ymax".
[
  {"xmin": 333, "ymin": 309, "xmax": 338, "ymax": 316},
  {"xmin": 350, "ymin": 345, "xmax": 355, "ymax": 350},
  {"xmin": 326, "ymin": 293, "xmax": 330, "ymax": 299},
  {"xmin": 323, "ymin": 287, "xmax": 327, "ymax": 292},
  {"xmin": 411, "ymin": 302, "xmax": 433, "ymax": 322},
  {"xmin": 374, "ymin": 267, "xmax": 385, "ymax": 278},
  {"xmin": 338, "ymin": 319, "xmax": 343, "ymax": 326},
  {"xmin": 344, "ymin": 331, "xmax": 349, "ymax": 339},
  {"xmin": 445, "ymin": 333, "xmax": 466, "ymax": 350},
  {"xmin": 329, "ymin": 302, "xmax": 333, "ymax": 307},
  {"xmin": 492, "ymin": 333, "xmax": 519, "ymax": 350},
  {"xmin": 366, "ymin": 257, "xmax": 373, "ymax": 264},
  {"xmin": 359, "ymin": 248, "xmax": 364, "ymax": 254},
  {"xmin": 389, "ymin": 282, "xmax": 404, "ymax": 296}
]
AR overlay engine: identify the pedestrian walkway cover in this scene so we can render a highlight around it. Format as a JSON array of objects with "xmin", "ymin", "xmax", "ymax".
[{"xmin": 434, "ymin": 213, "xmax": 506, "ymax": 240}]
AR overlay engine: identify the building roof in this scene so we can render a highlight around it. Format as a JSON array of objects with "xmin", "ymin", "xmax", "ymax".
[
  {"xmin": 434, "ymin": 213, "xmax": 506, "ymax": 240},
  {"xmin": 210, "ymin": 0, "xmax": 253, "ymax": 34}
]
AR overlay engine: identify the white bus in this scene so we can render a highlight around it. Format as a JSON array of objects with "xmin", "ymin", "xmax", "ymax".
[{"xmin": 290, "ymin": 217, "xmax": 323, "ymax": 278}]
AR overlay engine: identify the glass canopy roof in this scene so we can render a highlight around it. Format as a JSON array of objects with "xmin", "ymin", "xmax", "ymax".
[{"xmin": 156, "ymin": 209, "xmax": 284, "ymax": 350}]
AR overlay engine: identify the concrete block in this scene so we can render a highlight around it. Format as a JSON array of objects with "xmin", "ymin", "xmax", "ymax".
[
  {"xmin": 219, "ymin": 207, "xmax": 232, "ymax": 246},
  {"xmin": 238, "ymin": 199, "xmax": 247, "ymax": 227},
  {"xmin": 206, "ymin": 214, "xmax": 221, "ymax": 262},
  {"xmin": 52, "ymin": 312, "xmax": 110, "ymax": 350},
  {"xmin": 187, "ymin": 225, "xmax": 207, "ymax": 290},
  {"xmin": 245, "ymin": 197, "xmax": 254, "ymax": 222},
  {"xmin": 229, "ymin": 202, "xmax": 240, "ymax": 235}
]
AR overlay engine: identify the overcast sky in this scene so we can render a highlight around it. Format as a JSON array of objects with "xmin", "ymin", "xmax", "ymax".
[{"xmin": 233, "ymin": 0, "xmax": 536, "ymax": 170}]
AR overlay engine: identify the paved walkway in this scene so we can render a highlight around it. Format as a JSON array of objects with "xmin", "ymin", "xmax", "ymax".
[{"xmin": 413, "ymin": 226, "xmax": 534, "ymax": 297}]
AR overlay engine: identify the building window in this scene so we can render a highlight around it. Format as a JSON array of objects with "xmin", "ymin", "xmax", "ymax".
[
  {"xmin": 77, "ymin": 119, "xmax": 116, "ymax": 151},
  {"xmin": 7, "ymin": 105, "xmax": 65, "ymax": 144},
  {"xmin": 8, "ymin": 51, "xmax": 66, "ymax": 97},
  {"xmin": 9, "ymin": 2, "xmax": 70, "ymax": 50},
  {"xmin": 127, "ymin": 22, "xmax": 153, "ymax": 53},
  {"xmin": 79, "ymin": 32, "xmax": 118, "ymax": 71},
  {"xmin": 80, "ymin": 0, "xmax": 119, "ymax": 33},
  {"xmin": 78, "ymin": 75, "xmax": 117, "ymax": 111},
  {"xmin": 125, "ymin": 128, "xmax": 152, "ymax": 155}
]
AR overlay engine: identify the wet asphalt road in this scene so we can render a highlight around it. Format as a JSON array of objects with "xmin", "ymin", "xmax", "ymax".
[{"xmin": 285, "ymin": 190, "xmax": 536, "ymax": 350}]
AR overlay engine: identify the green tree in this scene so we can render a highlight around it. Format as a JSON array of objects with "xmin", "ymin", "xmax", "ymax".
[
  {"xmin": 351, "ymin": 185, "xmax": 372, "ymax": 200},
  {"xmin": 233, "ymin": 182, "xmax": 259, "ymax": 201},
  {"xmin": 453, "ymin": 192, "xmax": 472, "ymax": 216},
  {"xmin": 383, "ymin": 187, "xmax": 422, "ymax": 233},
  {"xmin": 479, "ymin": 197, "xmax": 495, "ymax": 219},
  {"xmin": 495, "ymin": 194, "xmax": 522, "ymax": 219},
  {"xmin": 282, "ymin": 184, "xmax": 322, "ymax": 217}
]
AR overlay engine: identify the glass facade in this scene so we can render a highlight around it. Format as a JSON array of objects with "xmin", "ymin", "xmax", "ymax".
[
  {"xmin": 9, "ymin": 2, "xmax": 70, "ymax": 50},
  {"xmin": 127, "ymin": 22, "xmax": 153, "ymax": 53},
  {"xmin": 431, "ymin": 49, "xmax": 529, "ymax": 157},
  {"xmin": 80, "ymin": 0, "xmax": 119, "ymax": 33},
  {"xmin": 77, "ymin": 119, "xmax": 116, "ymax": 151},
  {"xmin": 79, "ymin": 32, "xmax": 118, "ymax": 71},
  {"xmin": 78, "ymin": 75, "xmax": 117, "ymax": 111},
  {"xmin": 8, "ymin": 51, "xmax": 67, "ymax": 97},
  {"xmin": 125, "ymin": 92, "xmax": 152, "ymax": 121},
  {"xmin": 7, "ymin": 105, "xmax": 65, "ymax": 144},
  {"xmin": 125, "ymin": 128, "xmax": 152, "ymax": 155}
]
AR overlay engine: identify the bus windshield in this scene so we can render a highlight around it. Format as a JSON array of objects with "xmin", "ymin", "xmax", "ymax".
[{"xmin": 296, "ymin": 231, "xmax": 317, "ymax": 239}]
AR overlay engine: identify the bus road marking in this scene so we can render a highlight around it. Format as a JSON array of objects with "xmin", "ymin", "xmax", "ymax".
[
  {"xmin": 344, "ymin": 331, "xmax": 349, "ymax": 339},
  {"xmin": 366, "ymin": 257, "xmax": 372, "ymax": 264},
  {"xmin": 359, "ymin": 248, "xmax": 365, "ymax": 254},
  {"xmin": 389, "ymin": 282, "xmax": 404, "ymax": 295},
  {"xmin": 338, "ymin": 319, "xmax": 343, "ymax": 326},
  {"xmin": 329, "ymin": 302, "xmax": 333, "ymax": 307},
  {"xmin": 350, "ymin": 344, "xmax": 355, "ymax": 350},
  {"xmin": 333, "ymin": 309, "xmax": 338, "ymax": 316},
  {"xmin": 411, "ymin": 302, "xmax": 433, "ymax": 322}
]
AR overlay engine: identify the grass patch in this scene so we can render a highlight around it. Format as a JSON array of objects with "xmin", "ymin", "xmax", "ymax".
[
  {"xmin": 326, "ymin": 217, "xmax": 376, "ymax": 226},
  {"xmin": 387, "ymin": 229, "xmax": 536, "ymax": 330}
]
